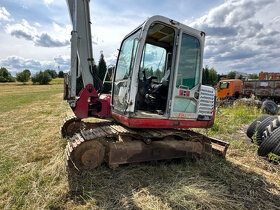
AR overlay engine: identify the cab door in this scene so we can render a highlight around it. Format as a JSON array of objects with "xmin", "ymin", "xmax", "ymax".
[
  {"xmin": 112, "ymin": 30, "xmax": 141, "ymax": 114},
  {"xmin": 170, "ymin": 30, "xmax": 203, "ymax": 119}
]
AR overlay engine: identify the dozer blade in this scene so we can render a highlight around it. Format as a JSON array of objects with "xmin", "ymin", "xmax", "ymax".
[
  {"xmin": 209, "ymin": 137, "xmax": 229, "ymax": 157},
  {"xmin": 64, "ymin": 122, "xmax": 229, "ymax": 175}
]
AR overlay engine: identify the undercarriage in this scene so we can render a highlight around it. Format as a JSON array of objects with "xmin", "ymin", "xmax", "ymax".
[{"xmin": 62, "ymin": 116, "xmax": 229, "ymax": 175}]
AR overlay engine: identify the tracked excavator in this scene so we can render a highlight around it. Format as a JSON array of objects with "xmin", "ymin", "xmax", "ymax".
[{"xmin": 62, "ymin": 0, "xmax": 229, "ymax": 174}]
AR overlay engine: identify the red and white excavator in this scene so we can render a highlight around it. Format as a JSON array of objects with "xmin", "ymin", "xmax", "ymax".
[{"xmin": 62, "ymin": 0, "xmax": 229, "ymax": 174}]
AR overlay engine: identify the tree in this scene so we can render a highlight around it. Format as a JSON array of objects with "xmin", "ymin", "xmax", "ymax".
[
  {"xmin": 0, "ymin": 67, "xmax": 15, "ymax": 82},
  {"xmin": 97, "ymin": 52, "xmax": 106, "ymax": 80},
  {"xmin": 208, "ymin": 68, "xmax": 219, "ymax": 86},
  {"xmin": 16, "ymin": 69, "xmax": 31, "ymax": 83},
  {"xmin": 248, "ymin": 73, "xmax": 258, "ymax": 80},
  {"xmin": 202, "ymin": 66, "xmax": 218, "ymax": 86},
  {"xmin": 237, "ymin": 74, "xmax": 243, "ymax": 80},
  {"xmin": 45, "ymin": 69, "xmax": 58, "ymax": 79},
  {"xmin": 31, "ymin": 71, "xmax": 52, "ymax": 85},
  {"xmin": 58, "ymin": 71, "xmax": 64, "ymax": 78},
  {"xmin": 227, "ymin": 71, "xmax": 236, "ymax": 79},
  {"xmin": 23, "ymin": 69, "xmax": 31, "ymax": 78},
  {"xmin": 144, "ymin": 67, "xmax": 153, "ymax": 79},
  {"xmin": 98, "ymin": 52, "xmax": 111, "ymax": 93},
  {"xmin": 202, "ymin": 67, "xmax": 209, "ymax": 85},
  {"xmin": 202, "ymin": 68, "xmax": 207, "ymax": 85},
  {"xmin": 154, "ymin": 68, "xmax": 164, "ymax": 82}
]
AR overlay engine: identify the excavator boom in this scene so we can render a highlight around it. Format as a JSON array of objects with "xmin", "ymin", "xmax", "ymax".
[
  {"xmin": 65, "ymin": 1, "xmax": 110, "ymax": 118},
  {"xmin": 66, "ymin": 0, "xmax": 95, "ymax": 98}
]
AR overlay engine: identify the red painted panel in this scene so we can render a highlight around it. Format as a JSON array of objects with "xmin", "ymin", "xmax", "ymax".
[
  {"xmin": 112, "ymin": 111, "xmax": 215, "ymax": 129},
  {"xmin": 179, "ymin": 89, "xmax": 190, "ymax": 97},
  {"xmin": 73, "ymin": 84, "xmax": 111, "ymax": 118}
]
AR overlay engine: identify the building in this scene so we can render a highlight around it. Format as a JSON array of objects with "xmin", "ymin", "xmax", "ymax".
[
  {"xmin": 234, "ymin": 71, "xmax": 248, "ymax": 80},
  {"xmin": 259, "ymin": 72, "xmax": 280, "ymax": 80}
]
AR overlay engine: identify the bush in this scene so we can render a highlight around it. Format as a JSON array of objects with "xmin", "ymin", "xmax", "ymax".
[
  {"xmin": 16, "ymin": 69, "xmax": 31, "ymax": 83},
  {"xmin": 58, "ymin": 71, "xmax": 64, "ymax": 78},
  {"xmin": 249, "ymin": 73, "xmax": 258, "ymax": 80},
  {"xmin": 31, "ymin": 71, "xmax": 52, "ymax": 85},
  {"xmin": 0, "ymin": 67, "xmax": 15, "ymax": 82},
  {"xmin": 45, "ymin": 69, "xmax": 58, "ymax": 79},
  {"xmin": 227, "ymin": 71, "xmax": 236, "ymax": 79}
]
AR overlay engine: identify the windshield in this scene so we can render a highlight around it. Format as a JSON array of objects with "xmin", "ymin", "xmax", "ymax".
[
  {"xmin": 139, "ymin": 43, "xmax": 166, "ymax": 82},
  {"xmin": 220, "ymin": 82, "xmax": 229, "ymax": 89},
  {"xmin": 115, "ymin": 29, "xmax": 141, "ymax": 81}
]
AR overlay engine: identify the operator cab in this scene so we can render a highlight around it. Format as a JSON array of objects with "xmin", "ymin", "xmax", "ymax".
[{"xmin": 111, "ymin": 16, "xmax": 215, "ymax": 126}]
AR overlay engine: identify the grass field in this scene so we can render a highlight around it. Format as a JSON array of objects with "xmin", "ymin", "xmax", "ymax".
[{"xmin": 0, "ymin": 80, "xmax": 279, "ymax": 209}]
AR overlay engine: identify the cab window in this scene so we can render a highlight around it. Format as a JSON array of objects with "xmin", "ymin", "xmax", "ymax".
[
  {"xmin": 139, "ymin": 43, "xmax": 166, "ymax": 83},
  {"xmin": 176, "ymin": 33, "xmax": 201, "ymax": 89},
  {"xmin": 220, "ymin": 82, "xmax": 229, "ymax": 89},
  {"xmin": 115, "ymin": 30, "xmax": 141, "ymax": 81}
]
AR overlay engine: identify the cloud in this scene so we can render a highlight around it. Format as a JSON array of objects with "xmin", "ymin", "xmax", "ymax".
[
  {"xmin": 0, "ymin": 7, "xmax": 11, "ymax": 21},
  {"xmin": 5, "ymin": 19, "xmax": 70, "ymax": 48},
  {"xmin": 186, "ymin": 0, "xmax": 280, "ymax": 73},
  {"xmin": 5, "ymin": 19, "xmax": 37, "ymax": 37},
  {"xmin": 191, "ymin": 0, "xmax": 272, "ymax": 28},
  {"xmin": 105, "ymin": 52, "xmax": 118, "ymax": 66},
  {"xmin": 199, "ymin": 25, "xmax": 239, "ymax": 37},
  {"xmin": 92, "ymin": 35, "xmax": 100, "ymax": 45},
  {"xmin": 257, "ymin": 38, "xmax": 278, "ymax": 46},
  {"xmin": 34, "ymin": 22, "xmax": 41, "ymax": 27},
  {"xmin": 0, "ymin": 56, "xmax": 45, "ymax": 73},
  {"xmin": 34, "ymin": 33, "xmax": 69, "ymax": 47},
  {"xmin": 53, "ymin": 55, "xmax": 70, "ymax": 71},
  {"xmin": 54, "ymin": 55, "xmax": 70, "ymax": 66},
  {"xmin": 44, "ymin": 0, "xmax": 54, "ymax": 5},
  {"xmin": 52, "ymin": 23, "xmax": 71, "ymax": 41},
  {"xmin": 0, "ymin": 55, "xmax": 70, "ymax": 74},
  {"xmin": 10, "ymin": 30, "xmax": 33, "ymax": 41},
  {"xmin": 189, "ymin": 0, "xmax": 273, "ymax": 38},
  {"xmin": 214, "ymin": 47, "xmax": 258, "ymax": 62}
]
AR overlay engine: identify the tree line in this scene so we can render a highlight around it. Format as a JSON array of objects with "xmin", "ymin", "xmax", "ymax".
[
  {"xmin": 1, "ymin": 57, "xmax": 260, "ymax": 87},
  {"xmin": 225, "ymin": 71, "xmax": 258, "ymax": 80},
  {"xmin": 202, "ymin": 68, "xmax": 259, "ymax": 86},
  {"xmin": 0, "ymin": 53, "xmax": 109, "ymax": 87},
  {"xmin": 0, "ymin": 67, "xmax": 65, "ymax": 84}
]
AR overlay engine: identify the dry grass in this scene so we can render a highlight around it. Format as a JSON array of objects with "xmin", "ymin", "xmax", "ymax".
[{"xmin": 0, "ymin": 81, "xmax": 279, "ymax": 209}]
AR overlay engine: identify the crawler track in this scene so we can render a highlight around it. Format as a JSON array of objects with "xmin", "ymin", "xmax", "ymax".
[{"xmin": 63, "ymin": 118, "xmax": 229, "ymax": 175}]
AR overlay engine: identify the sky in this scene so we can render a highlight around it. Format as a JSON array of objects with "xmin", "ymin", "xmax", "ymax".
[{"xmin": 0, "ymin": 0, "xmax": 279, "ymax": 75}]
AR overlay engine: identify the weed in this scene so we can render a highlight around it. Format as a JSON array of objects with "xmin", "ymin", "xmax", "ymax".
[
  {"xmin": 268, "ymin": 153, "xmax": 280, "ymax": 164},
  {"xmin": 230, "ymin": 140, "xmax": 244, "ymax": 148}
]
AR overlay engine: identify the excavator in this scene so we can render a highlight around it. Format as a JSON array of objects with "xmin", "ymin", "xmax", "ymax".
[{"xmin": 62, "ymin": 0, "xmax": 229, "ymax": 174}]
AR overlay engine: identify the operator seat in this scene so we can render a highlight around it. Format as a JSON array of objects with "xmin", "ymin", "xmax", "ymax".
[{"xmin": 145, "ymin": 69, "xmax": 170, "ymax": 112}]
